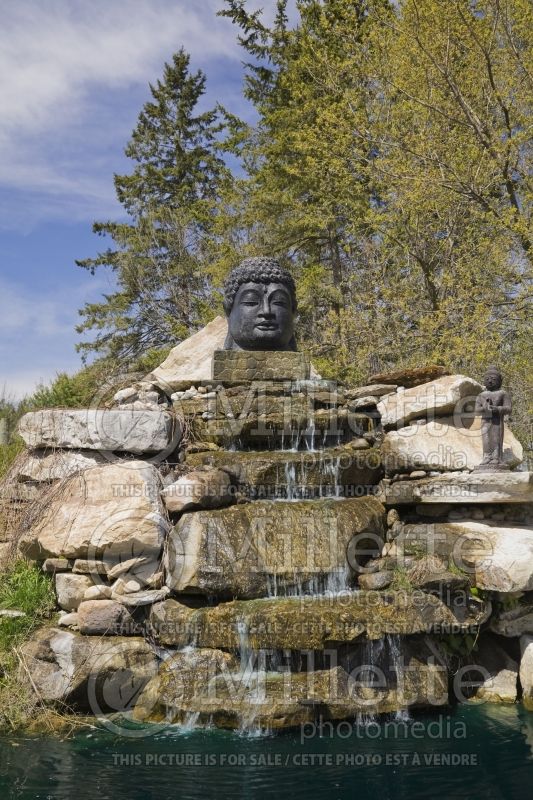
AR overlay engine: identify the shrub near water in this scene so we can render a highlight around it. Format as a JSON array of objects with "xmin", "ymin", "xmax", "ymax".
[{"xmin": 0, "ymin": 561, "xmax": 56, "ymax": 730}]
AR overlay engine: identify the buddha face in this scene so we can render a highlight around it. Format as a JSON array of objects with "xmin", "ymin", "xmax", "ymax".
[
  {"xmin": 227, "ymin": 281, "xmax": 295, "ymax": 350},
  {"xmin": 484, "ymin": 371, "xmax": 502, "ymax": 390}
]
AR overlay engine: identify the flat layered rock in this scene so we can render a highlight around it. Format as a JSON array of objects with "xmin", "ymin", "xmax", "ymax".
[
  {"xmin": 18, "ymin": 408, "xmax": 179, "ymax": 454},
  {"xmin": 185, "ymin": 445, "xmax": 382, "ymax": 499},
  {"xmin": 382, "ymin": 416, "xmax": 523, "ymax": 473},
  {"xmin": 380, "ymin": 471, "xmax": 533, "ymax": 505},
  {"xmin": 190, "ymin": 407, "xmax": 374, "ymax": 449},
  {"xmin": 399, "ymin": 520, "xmax": 533, "ymax": 593},
  {"xmin": 150, "ymin": 591, "xmax": 484, "ymax": 650},
  {"xmin": 20, "ymin": 627, "xmax": 157, "ymax": 711},
  {"xmin": 369, "ymin": 365, "xmax": 450, "ymax": 388},
  {"xmin": 18, "ymin": 461, "xmax": 168, "ymax": 562},
  {"xmin": 345, "ymin": 384, "xmax": 398, "ymax": 400},
  {"xmin": 164, "ymin": 496, "xmax": 386, "ymax": 598},
  {"xmin": 134, "ymin": 654, "xmax": 447, "ymax": 730},
  {"xmin": 377, "ymin": 375, "xmax": 482, "ymax": 429}
]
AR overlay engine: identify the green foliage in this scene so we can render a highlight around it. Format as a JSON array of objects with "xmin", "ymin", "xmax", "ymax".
[
  {"xmin": 439, "ymin": 633, "xmax": 479, "ymax": 660},
  {"xmin": 0, "ymin": 562, "xmax": 57, "ymax": 731},
  {"xmin": 76, "ymin": 49, "xmax": 231, "ymax": 366},
  {"xmin": 217, "ymin": 0, "xmax": 532, "ymax": 444},
  {"xmin": 0, "ymin": 440, "xmax": 24, "ymax": 482},
  {"xmin": 0, "ymin": 561, "xmax": 56, "ymax": 651},
  {"xmin": 390, "ymin": 567, "xmax": 414, "ymax": 592}
]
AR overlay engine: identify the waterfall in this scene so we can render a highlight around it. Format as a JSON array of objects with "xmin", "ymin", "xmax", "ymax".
[
  {"xmin": 387, "ymin": 634, "xmax": 410, "ymax": 721},
  {"xmin": 284, "ymin": 460, "xmax": 297, "ymax": 500},
  {"xmin": 264, "ymin": 566, "xmax": 352, "ymax": 598},
  {"xmin": 323, "ymin": 454, "xmax": 342, "ymax": 498},
  {"xmin": 304, "ymin": 419, "xmax": 316, "ymax": 452}
]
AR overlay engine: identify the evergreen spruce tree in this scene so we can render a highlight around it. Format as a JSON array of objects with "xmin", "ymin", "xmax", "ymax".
[{"xmin": 76, "ymin": 49, "xmax": 230, "ymax": 365}]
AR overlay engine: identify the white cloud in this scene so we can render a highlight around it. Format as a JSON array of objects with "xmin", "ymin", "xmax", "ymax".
[
  {"xmin": 0, "ymin": 0, "xmax": 238, "ymax": 137},
  {"xmin": 0, "ymin": 0, "xmax": 243, "ymax": 229},
  {"xmin": 0, "ymin": 274, "xmax": 109, "ymax": 337}
]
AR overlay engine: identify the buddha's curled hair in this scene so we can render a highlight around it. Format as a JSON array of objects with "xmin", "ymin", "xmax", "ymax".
[{"xmin": 223, "ymin": 257, "xmax": 297, "ymax": 314}]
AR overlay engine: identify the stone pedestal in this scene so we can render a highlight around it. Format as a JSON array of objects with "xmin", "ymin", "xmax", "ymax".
[{"xmin": 212, "ymin": 350, "xmax": 310, "ymax": 383}]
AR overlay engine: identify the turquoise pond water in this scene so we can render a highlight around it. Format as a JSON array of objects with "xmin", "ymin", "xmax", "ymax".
[{"xmin": 1, "ymin": 705, "xmax": 533, "ymax": 800}]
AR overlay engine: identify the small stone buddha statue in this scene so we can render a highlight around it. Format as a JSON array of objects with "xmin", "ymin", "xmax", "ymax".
[
  {"xmin": 473, "ymin": 366, "xmax": 512, "ymax": 471},
  {"xmin": 222, "ymin": 257, "xmax": 297, "ymax": 351}
]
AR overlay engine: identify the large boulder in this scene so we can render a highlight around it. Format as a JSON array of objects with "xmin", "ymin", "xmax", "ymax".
[
  {"xmin": 382, "ymin": 416, "xmax": 523, "ymax": 473},
  {"xmin": 164, "ymin": 496, "xmax": 386, "ymax": 598},
  {"xmin": 18, "ymin": 461, "xmax": 168, "ymax": 564},
  {"xmin": 399, "ymin": 520, "xmax": 533, "ymax": 593},
  {"xmin": 20, "ymin": 627, "xmax": 157, "ymax": 712},
  {"xmin": 18, "ymin": 408, "xmax": 179, "ymax": 455},
  {"xmin": 150, "ymin": 592, "xmax": 486, "ymax": 650},
  {"xmin": 146, "ymin": 316, "xmax": 228, "ymax": 392},
  {"xmin": 377, "ymin": 375, "xmax": 482, "ymax": 429},
  {"xmin": 380, "ymin": 471, "xmax": 533, "ymax": 506}
]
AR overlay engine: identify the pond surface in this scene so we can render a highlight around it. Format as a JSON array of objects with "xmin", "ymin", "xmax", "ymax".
[{"xmin": 1, "ymin": 705, "xmax": 533, "ymax": 800}]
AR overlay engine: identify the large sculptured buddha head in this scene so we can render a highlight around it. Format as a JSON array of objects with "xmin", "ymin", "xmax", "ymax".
[{"xmin": 222, "ymin": 257, "xmax": 297, "ymax": 351}]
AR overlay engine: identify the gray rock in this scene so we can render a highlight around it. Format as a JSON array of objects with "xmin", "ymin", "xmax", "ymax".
[
  {"xmin": 358, "ymin": 571, "xmax": 393, "ymax": 590},
  {"xmin": 399, "ymin": 520, "xmax": 533, "ymax": 593},
  {"xmin": 111, "ymin": 587, "xmax": 170, "ymax": 607},
  {"xmin": 106, "ymin": 556, "xmax": 150, "ymax": 580},
  {"xmin": 57, "ymin": 612, "xmax": 79, "ymax": 628},
  {"xmin": 72, "ymin": 559, "xmax": 109, "ymax": 575},
  {"xmin": 491, "ymin": 605, "xmax": 533, "ymax": 637},
  {"xmin": 18, "ymin": 408, "xmax": 179, "ymax": 454},
  {"xmin": 55, "ymin": 573, "xmax": 93, "ymax": 612},
  {"xmin": 345, "ymin": 384, "xmax": 398, "ymax": 400},
  {"xmin": 467, "ymin": 637, "xmax": 518, "ymax": 704},
  {"xmin": 347, "ymin": 396, "xmax": 378, "ymax": 410},
  {"xmin": 18, "ymin": 461, "xmax": 168, "ymax": 562},
  {"xmin": 77, "ymin": 600, "xmax": 133, "ymax": 635},
  {"xmin": 16, "ymin": 449, "xmax": 111, "ymax": 482},
  {"xmin": 162, "ymin": 468, "xmax": 234, "ymax": 514},
  {"xmin": 378, "ymin": 375, "xmax": 481, "ymax": 428},
  {"xmin": 0, "ymin": 609, "xmax": 25, "ymax": 618},
  {"xmin": 42, "ymin": 558, "xmax": 72, "ymax": 573},
  {"xmin": 146, "ymin": 316, "xmax": 228, "ymax": 392},
  {"xmin": 520, "ymin": 635, "xmax": 533, "ymax": 710},
  {"xmin": 20, "ymin": 627, "xmax": 157, "ymax": 711},
  {"xmin": 83, "ymin": 585, "xmax": 112, "ymax": 601}
]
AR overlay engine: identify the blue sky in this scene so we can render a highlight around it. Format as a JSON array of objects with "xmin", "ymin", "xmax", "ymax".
[{"xmin": 0, "ymin": 0, "xmax": 286, "ymax": 399}]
